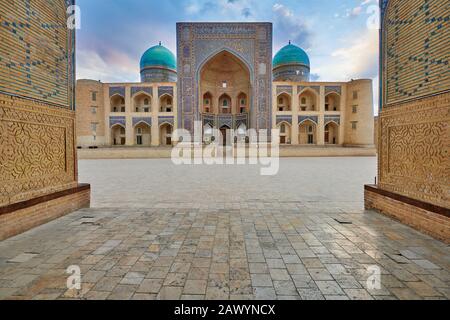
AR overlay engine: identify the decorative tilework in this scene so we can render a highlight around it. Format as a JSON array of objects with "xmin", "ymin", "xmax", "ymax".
[
  {"xmin": 203, "ymin": 115, "xmax": 215, "ymax": 128},
  {"xmin": 325, "ymin": 86, "xmax": 342, "ymax": 95},
  {"xmin": 109, "ymin": 116, "xmax": 126, "ymax": 128},
  {"xmin": 132, "ymin": 117, "xmax": 152, "ymax": 127},
  {"xmin": 0, "ymin": 0, "xmax": 75, "ymax": 109},
  {"xmin": 298, "ymin": 86, "xmax": 320, "ymax": 95},
  {"xmin": 217, "ymin": 115, "xmax": 233, "ymax": 129},
  {"xmin": 109, "ymin": 87, "xmax": 126, "ymax": 98},
  {"xmin": 158, "ymin": 116, "xmax": 174, "ymax": 126},
  {"xmin": 131, "ymin": 87, "xmax": 152, "ymax": 97},
  {"xmin": 276, "ymin": 86, "xmax": 293, "ymax": 95},
  {"xmin": 324, "ymin": 115, "xmax": 341, "ymax": 125},
  {"xmin": 158, "ymin": 86, "xmax": 174, "ymax": 97},
  {"xmin": 276, "ymin": 115, "xmax": 292, "ymax": 125},
  {"xmin": 382, "ymin": 0, "xmax": 450, "ymax": 107},
  {"xmin": 299, "ymin": 116, "xmax": 318, "ymax": 125}
]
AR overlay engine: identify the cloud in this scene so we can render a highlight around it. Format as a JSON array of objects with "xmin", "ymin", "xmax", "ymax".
[
  {"xmin": 313, "ymin": 28, "xmax": 379, "ymax": 113},
  {"xmin": 77, "ymin": 49, "xmax": 139, "ymax": 83},
  {"xmin": 272, "ymin": 3, "xmax": 313, "ymax": 49},
  {"xmin": 184, "ymin": 0, "xmax": 256, "ymax": 19}
]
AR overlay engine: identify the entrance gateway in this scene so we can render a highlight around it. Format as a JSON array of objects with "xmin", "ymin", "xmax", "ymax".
[{"xmin": 176, "ymin": 23, "xmax": 273, "ymax": 138}]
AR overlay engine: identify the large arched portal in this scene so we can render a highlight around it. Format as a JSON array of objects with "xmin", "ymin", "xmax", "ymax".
[{"xmin": 200, "ymin": 51, "xmax": 251, "ymax": 131}]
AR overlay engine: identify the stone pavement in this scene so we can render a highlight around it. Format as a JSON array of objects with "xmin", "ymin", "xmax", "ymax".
[
  {"xmin": 0, "ymin": 205, "xmax": 448, "ymax": 300},
  {"xmin": 0, "ymin": 158, "xmax": 448, "ymax": 300}
]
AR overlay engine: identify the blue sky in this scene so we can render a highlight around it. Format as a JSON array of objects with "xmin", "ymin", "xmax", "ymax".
[{"xmin": 76, "ymin": 0, "xmax": 380, "ymax": 110}]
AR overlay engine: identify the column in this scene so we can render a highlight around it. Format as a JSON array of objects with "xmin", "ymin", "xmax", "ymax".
[
  {"xmin": 125, "ymin": 86, "xmax": 134, "ymax": 146},
  {"xmin": 151, "ymin": 85, "xmax": 159, "ymax": 146},
  {"xmin": 317, "ymin": 86, "xmax": 325, "ymax": 145},
  {"xmin": 291, "ymin": 85, "xmax": 299, "ymax": 145}
]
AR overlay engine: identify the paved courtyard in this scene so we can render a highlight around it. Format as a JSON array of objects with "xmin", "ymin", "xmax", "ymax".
[{"xmin": 0, "ymin": 158, "xmax": 449, "ymax": 300}]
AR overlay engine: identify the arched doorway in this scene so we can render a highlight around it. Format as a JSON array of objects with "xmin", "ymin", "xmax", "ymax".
[
  {"xmin": 159, "ymin": 123, "xmax": 173, "ymax": 146},
  {"xmin": 134, "ymin": 122, "xmax": 151, "ymax": 146},
  {"xmin": 200, "ymin": 51, "xmax": 251, "ymax": 119},
  {"xmin": 299, "ymin": 120, "xmax": 317, "ymax": 145},
  {"xmin": 111, "ymin": 124, "xmax": 126, "ymax": 145},
  {"xmin": 277, "ymin": 122, "xmax": 291, "ymax": 145},
  {"xmin": 220, "ymin": 125, "xmax": 230, "ymax": 146},
  {"xmin": 325, "ymin": 122, "xmax": 339, "ymax": 145}
]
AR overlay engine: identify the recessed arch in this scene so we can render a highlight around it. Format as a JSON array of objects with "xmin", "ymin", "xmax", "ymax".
[
  {"xmin": 159, "ymin": 93, "xmax": 173, "ymax": 113},
  {"xmin": 134, "ymin": 122, "xmax": 151, "ymax": 146},
  {"xmin": 277, "ymin": 121, "xmax": 292, "ymax": 145},
  {"xmin": 298, "ymin": 88, "xmax": 319, "ymax": 112},
  {"xmin": 218, "ymin": 93, "xmax": 232, "ymax": 114},
  {"xmin": 325, "ymin": 121, "xmax": 339, "ymax": 145},
  {"xmin": 202, "ymin": 91, "xmax": 213, "ymax": 113},
  {"xmin": 277, "ymin": 92, "xmax": 292, "ymax": 112},
  {"xmin": 325, "ymin": 92, "xmax": 341, "ymax": 111},
  {"xmin": 132, "ymin": 91, "xmax": 152, "ymax": 113},
  {"xmin": 199, "ymin": 50, "xmax": 251, "ymax": 119},
  {"xmin": 299, "ymin": 119, "xmax": 317, "ymax": 145},
  {"xmin": 110, "ymin": 94, "xmax": 125, "ymax": 113},
  {"xmin": 159, "ymin": 123, "xmax": 173, "ymax": 146},
  {"xmin": 110, "ymin": 123, "xmax": 126, "ymax": 146}
]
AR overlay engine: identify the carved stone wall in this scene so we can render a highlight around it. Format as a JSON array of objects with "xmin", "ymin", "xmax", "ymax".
[
  {"xmin": 0, "ymin": 93, "xmax": 78, "ymax": 207},
  {"xmin": 176, "ymin": 23, "xmax": 272, "ymax": 132},
  {"xmin": 378, "ymin": 93, "xmax": 449, "ymax": 208}
]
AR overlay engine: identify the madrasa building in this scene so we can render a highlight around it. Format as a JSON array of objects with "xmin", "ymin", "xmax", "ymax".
[{"xmin": 76, "ymin": 23, "xmax": 375, "ymax": 148}]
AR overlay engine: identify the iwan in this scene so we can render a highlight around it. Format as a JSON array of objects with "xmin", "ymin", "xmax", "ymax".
[{"xmin": 174, "ymin": 305, "xmax": 208, "ymax": 318}]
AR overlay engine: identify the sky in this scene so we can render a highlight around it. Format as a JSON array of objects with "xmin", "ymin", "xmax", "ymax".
[{"xmin": 76, "ymin": 0, "xmax": 380, "ymax": 111}]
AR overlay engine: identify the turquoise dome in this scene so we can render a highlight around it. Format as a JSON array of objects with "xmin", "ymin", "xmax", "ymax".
[
  {"xmin": 273, "ymin": 43, "xmax": 310, "ymax": 69},
  {"xmin": 140, "ymin": 44, "xmax": 176, "ymax": 71}
]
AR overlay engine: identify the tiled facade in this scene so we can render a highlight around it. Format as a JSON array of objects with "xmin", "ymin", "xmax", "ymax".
[{"xmin": 366, "ymin": 0, "xmax": 450, "ymax": 241}]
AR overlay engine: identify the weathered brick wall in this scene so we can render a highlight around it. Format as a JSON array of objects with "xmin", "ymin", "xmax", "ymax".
[
  {"xmin": 0, "ymin": 187, "xmax": 90, "ymax": 241},
  {"xmin": 365, "ymin": 188, "xmax": 450, "ymax": 244}
]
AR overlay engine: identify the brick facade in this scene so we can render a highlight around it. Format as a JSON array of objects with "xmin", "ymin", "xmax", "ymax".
[
  {"xmin": 0, "ymin": 185, "xmax": 90, "ymax": 241},
  {"xmin": 365, "ymin": 186, "xmax": 450, "ymax": 244}
]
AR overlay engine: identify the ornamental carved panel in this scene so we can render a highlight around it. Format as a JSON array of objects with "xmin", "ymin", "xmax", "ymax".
[
  {"xmin": 378, "ymin": 92, "xmax": 450, "ymax": 208},
  {"xmin": 0, "ymin": 93, "xmax": 77, "ymax": 207}
]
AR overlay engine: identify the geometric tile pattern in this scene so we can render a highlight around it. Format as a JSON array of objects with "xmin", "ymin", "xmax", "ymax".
[
  {"xmin": 158, "ymin": 86, "xmax": 174, "ymax": 98},
  {"xmin": 276, "ymin": 115, "xmax": 292, "ymax": 125},
  {"xmin": 0, "ymin": 0, "xmax": 75, "ymax": 109},
  {"xmin": 382, "ymin": 0, "xmax": 449, "ymax": 107},
  {"xmin": 324, "ymin": 115, "xmax": 341, "ymax": 125},
  {"xmin": 299, "ymin": 116, "xmax": 318, "ymax": 125},
  {"xmin": 131, "ymin": 87, "xmax": 153, "ymax": 97},
  {"xmin": 109, "ymin": 87, "xmax": 126, "ymax": 98},
  {"xmin": 158, "ymin": 116, "xmax": 174, "ymax": 126},
  {"xmin": 325, "ymin": 86, "xmax": 342, "ymax": 95},
  {"xmin": 109, "ymin": 116, "xmax": 126, "ymax": 128},
  {"xmin": 132, "ymin": 117, "xmax": 152, "ymax": 127}
]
